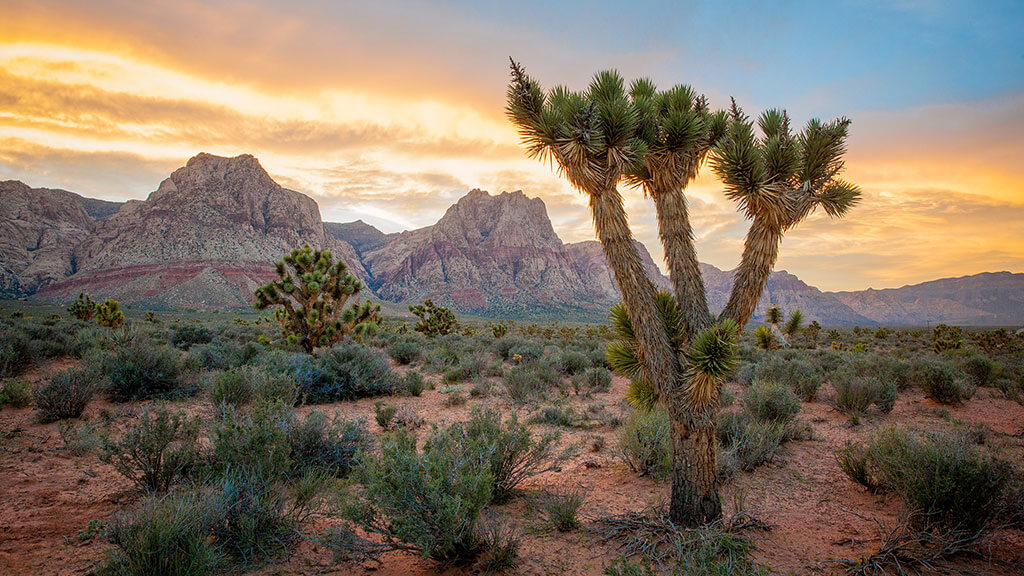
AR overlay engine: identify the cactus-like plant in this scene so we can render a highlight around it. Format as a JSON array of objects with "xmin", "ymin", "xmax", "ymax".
[
  {"xmin": 254, "ymin": 245, "xmax": 379, "ymax": 353},
  {"xmin": 96, "ymin": 299, "xmax": 124, "ymax": 329},
  {"xmin": 932, "ymin": 324, "xmax": 964, "ymax": 353},
  {"xmin": 491, "ymin": 323, "xmax": 509, "ymax": 339},
  {"xmin": 754, "ymin": 325, "xmax": 774, "ymax": 350},
  {"xmin": 67, "ymin": 293, "xmax": 97, "ymax": 321},
  {"xmin": 784, "ymin": 309, "xmax": 804, "ymax": 339},
  {"xmin": 409, "ymin": 299, "xmax": 457, "ymax": 337},
  {"xmin": 805, "ymin": 320, "xmax": 821, "ymax": 347}
]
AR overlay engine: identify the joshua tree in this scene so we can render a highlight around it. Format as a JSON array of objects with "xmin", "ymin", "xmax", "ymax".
[
  {"xmin": 806, "ymin": 320, "xmax": 822, "ymax": 347},
  {"xmin": 784, "ymin": 309, "xmax": 804, "ymax": 339},
  {"xmin": 96, "ymin": 299, "xmax": 124, "ymax": 328},
  {"xmin": 507, "ymin": 61, "xmax": 859, "ymax": 525},
  {"xmin": 409, "ymin": 299, "xmax": 458, "ymax": 337},
  {"xmin": 254, "ymin": 245, "xmax": 380, "ymax": 353},
  {"xmin": 67, "ymin": 293, "xmax": 97, "ymax": 321}
]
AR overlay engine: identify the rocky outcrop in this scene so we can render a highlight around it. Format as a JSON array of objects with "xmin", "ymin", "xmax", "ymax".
[
  {"xmin": 36, "ymin": 153, "xmax": 366, "ymax": 307},
  {"xmin": 832, "ymin": 272, "xmax": 1024, "ymax": 325},
  {"xmin": 0, "ymin": 181, "xmax": 96, "ymax": 296},
  {"xmin": 325, "ymin": 220, "xmax": 390, "ymax": 253},
  {"xmin": 361, "ymin": 189, "xmax": 612, "ymax": 318}
]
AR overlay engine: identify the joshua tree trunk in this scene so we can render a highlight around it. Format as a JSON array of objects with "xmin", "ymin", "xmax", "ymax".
[
  {"xmin": 589, "ymin": 186, "xmax": 679, "ymax": 398},
  {"xmin": 669, "ymin": 418, "xmax": 721, "ymax": 525},
  {"xmin": 651, "ymin": 189, "xmax": 712, "ymax": 336},
  {"xmin": 720, "ymin": 218, "xmax": 781, "ymax": 327},
  {"xmin": 590, "ymin": 185, "xmax": 720, "ymax": 525}
]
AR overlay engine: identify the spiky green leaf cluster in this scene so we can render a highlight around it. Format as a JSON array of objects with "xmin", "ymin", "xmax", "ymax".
[
  {"xmin": 784, "ymin": 310, "xmax": 804, "ymax": 338},
  {"xmin": 683, "ymin": 318, "xmax": 740, "ymax": 410},
  {"xmin": 96, "ymin": 299, "xmax": 124, "ymax": 329},
  {"xmin": 67, "ymin": 292, "xmax": 97, "ymax": 321},
  {"xmin": 254, "ymin": 245, "xmax": 378, "ymax": 352},
  {"xmin": 710, "ymin": 101, "xmax": 860, "ymax": 227}
]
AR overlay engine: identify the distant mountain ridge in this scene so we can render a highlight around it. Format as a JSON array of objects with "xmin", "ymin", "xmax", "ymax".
[{"xmin": 1, "ymin": 153, "xmax": 1020, "ymax": 325}]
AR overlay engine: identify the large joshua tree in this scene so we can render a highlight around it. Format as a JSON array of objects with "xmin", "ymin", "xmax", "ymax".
[{"xmin": 507, "ymin": 60, "xmax": 859, "ymax": 526}]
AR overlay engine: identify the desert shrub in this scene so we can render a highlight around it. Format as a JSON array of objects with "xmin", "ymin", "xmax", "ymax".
[
  {"xmin": 917, "ymin": 362, "xmax": 974, "ymax": 405},
  {"xmin": 539, "ymin": 487, "xmax": 585, "ymax": 532},
  {"xmin": 101, "ymin": 492, "xmax": 220, "ymax": 576},
  {"xmin": 457, "ymin": 408, "xmax": 561, "ymax": 504},
  {"xmin": 102, "ymin": 342, "xmax": 183, "ymax": 402},
  {"xmin": 503, "ymin": 362, "xmax": 561, "ymax": 404},
  {"xmin": 59, "ymin": 419, "xmax": 106, "ymax": 456},
  {"xmin": 208, "ymin": 365, "xmax": 298, "ymax": 408},
  {"xmin": 492, "ymin": 335, "xmax": 523, "ymax": 361},
  {"xmin": 286, "ymin": 410, "xmax": 370, "ymax": 477},
  {"xmin": 833, "ymin": 373, "xmax": 897, "ymax": 415},
  {"xmin": 374, "ymin": 401, "xmax": 397, "ymax": 429},
  {"xmin": 187, "ymin": 339, "xmax": 252, "ymax": 371},
  {"xmin": 958, "ymin": 353, "xmax": 996, "ymax": 388},
  {"xmin": 742, "ymin": 381, "xmax": 800, "ymax": 424},
  {"xmin": 533, "ymin": 405, "xmax": 577, "ymax": 427},
  {"xmin": 553, "ymin": 350, "xmax": 590, "ymax": 376},
  {"xmin": 34, "ymin": 367, "xmax": 96, "ymax": 422},
  {"xmin": 0, "ymin": 378, "xmax": 32, "ymax": 408},
  {"xmin": 209, "ymin": 400, "xmax": 293, "ymax": 480},
  {"xmin": 836, "ymin": 441, "xmax": 876, "ymax": 490},
  {"xmin": 718, "ymin": 413, "xmax": 786, "ymax": 473},
  {"xmin": 843, "ymin": 427, "xmax": 1011, "ymax": 530},
  {"xmin": 292, "ymin": 343, "xmax": 398, "ymax": 403},
  {"xmin": 171, "ymin": 325, "xmax": 213, "ymax": 349},
  {"xmin": 101, "ymin": 405, "xmax": 202, "ymax": 493},
  {"xmin": 349, "ymin": 429, "xmax": 493, "ymax": 563},
  {"xmin": 476, "ymin": 512, "xmax": 521, "ymax": 572},
  {"xmin": 617, "ymin": 408, "xmax": 671, "ymax": 478},
  {"xmin": 402, "ymin": 371, "xmax": 426, "ymax": 396},
  {"xmin": 387, "ymin": 339, "xmax": 422, "ymax": 365},
  {"xmin": 209, "ymin": 468, "xmax": 326, "ymax": 564},
  {"xmin": 0, "ymin": 329, "xmax": 31, "ymax": 377},
  {"xmin": 572, "ymin": 366, "xmax": 612, "ymax": 394}
]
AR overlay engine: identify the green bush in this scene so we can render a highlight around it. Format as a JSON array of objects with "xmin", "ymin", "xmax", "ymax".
[
  {"xmin": 102, "ymin": 342, "xmax": 183, "ymax": 402},
  {"xmin": 742, "ymin": 381, "xmax": 800, "ymax": 424},
  {"xmin": 917, "ymin": 362, "xmax": 974, "ymax": 405},
  {"xmin": 833, "ymin": 373, "xmax": 897, "ymax": 415},
  {"xmin": 553, "ymin": 350, "xmax": 590, "ymax": 376},
  {"xmin": 572, "ymin": 367, "xmax": 613, "ymax": 394},
  {"xmin": 101, "ymin": 492, "xmax": 219, "ymax": 576},
  {"xmin": 291, "ymin": 343, "xmax": 398, "ymax": 403},
  {"xmin": 958, "ymin": 354, "xmax": 996, "ymax": 388},
  {"xmin": 285, "ymin": 410, "xmax": 370, "ymax": 477},
  {"xmin": 477, "ymin": 512, "xmax": 521, "ymax": 572},
  {"xmin": 718, "ymin": 413, "xmax": 787, "ymax": 473},
  {"xmin": 0, "ymin": 378, "xmax": 32, "ymax": 408},
  {"xmin": 208, "ymin": 365, "xmax": 297, "ymax": 408},
  {"xmin": 101, "ymin": 404, "xmax": 201, "ymax": 493},
  {"xmin": 842, "ymin": 427, "xmax": 1012, "ymax": 529},
  {"xmin": 539, "ymin": 487, "xmax": 585, "ymax": 532},
  {"xmin": 349, "ymin": 428, "xmax": 493, "ymax": 563},
  {"xmin": 503, "ymin": 362, "xmax": 561, "ymax": 404},
  {"xmin": 617, "ymin": 408, "xmax": 671, "ymax": 478},
  {"xmin": 0, "ymin": 329, "xmax": 31, "ymax": 377},
  {"xmin": 452, "ymin": 408, "xmax": 560, "ymax": 504},
  {"xmin": 171, "ymin": 325, "xmax": 213, "ymax": 349},
  {"xmin": 210, "ymin": 400, "xmax": 293, "ymax": 480},
  {"xmin": 34, "ymin": 367, "xmax": 96, "ymax": 422},
  {"xmin": 402, "ymin": 371, "xmax": 426, "ymax": 396},
  {"xmin": 387, "ymin": 339, "xmax": 422, "ymax": 365}
]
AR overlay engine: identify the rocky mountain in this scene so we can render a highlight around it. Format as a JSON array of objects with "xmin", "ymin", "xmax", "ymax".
[
  {"xmin": 833, "ymin": 272, "xmax": 1024, "ymax": 326},
  {"xmin": 2, "ymin": 152, "xmax": 1020, "ymax": 325},
  {"xmin": 35, "ymin": 153, "xmax": 366, "ymax": 308},
  {"xmin": 360, "ymin": 189, "xmax": 614, "ymax": 318},
  {"xmin": 0, "ymin": 181, "xmax": 96, "ymax": 296}
]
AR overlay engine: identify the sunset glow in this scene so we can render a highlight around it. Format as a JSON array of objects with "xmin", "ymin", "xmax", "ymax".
[{"xmin": 1, "ymin": 0, "xmax": 1022, "ymax": 291}]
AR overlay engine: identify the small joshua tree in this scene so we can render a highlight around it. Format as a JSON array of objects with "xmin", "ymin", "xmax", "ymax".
[
  {"xmin": 784, "ymin": 309, "xmax": 804, "ymax": 340},
  {"xmin": 254, "ymin": 245, "xmax": 380, "ymax": 353},
  {"xmin": 96, "ymin": 299, "xmax": 124, "ymax": 328},
  {"xmin": 805, "ymin": 320, "xmax": 821, "ymax": 347},
  {"xmin": 67, "ymin": 293, "xmax": 97, "ymax": 321},
  {"xmin": 491, "ymin": 323, "xmax": 510, "ymax": 339},
  {"xmin": 409, "ymin": 299, "xmax": 457, "ymax": 337}
]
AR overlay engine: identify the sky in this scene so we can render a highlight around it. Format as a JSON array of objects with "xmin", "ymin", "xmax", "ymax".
[{"xmin": 1, "ymin": 0, "xmax": 1022, "ymax": 291}]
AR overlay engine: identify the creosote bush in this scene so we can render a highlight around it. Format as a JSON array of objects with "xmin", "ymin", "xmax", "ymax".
[
  {"xmin": 838, "ymin": 426, "xmax": 1011, "ymax": 530},
  {"xmin": 101, "ymin": 404, "xmax": 202, "ymax": 493},
  {"xmin": 617, "ymin": 408, "xmax": 671, "ymax": 478},
  {"xmin": 288, "ymin": 343, "xmax": 398, "ymax": 403},
  {"xmin": 832, "ymin": 372, "xmax": 896, "ymax": 416},
  {"xmin": 742, "ymin": 380, "xmax": 800, "ymax": 424},
  {"xmin": 0, "ymin": 378, "xmax": 32, "ymax": 408},
  {"xmin": 34, "ymin": 367, "xmax": 96, "ymax": 422},
  {"xmin": 917, "ymin": 362, "xmax": 974, "ymax": 405},
  {"xmin": 101, "ymin": 341, "xmax": 183, "ymax": 402}
]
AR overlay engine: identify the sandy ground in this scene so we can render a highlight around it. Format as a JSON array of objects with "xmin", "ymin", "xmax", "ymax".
[{"xmin": 1, "ymin": 359, "xmax": 1022, "ymax": 575}]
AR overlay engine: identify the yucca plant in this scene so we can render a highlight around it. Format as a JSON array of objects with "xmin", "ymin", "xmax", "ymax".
[
  {"xmin": 96, "ymin": 299, "xmax": 125, "ymax": 329},
  {"xmin": 254, "ymin": 245, "xmax": 379, "ymax": 353},
  {"xmin": 784, "ymin": 310, "xmax": 804, "ymax": 339},
  {"xmin": 754, "ymin": 325, "xmax": 774, "ymax": 350},
  {"xmin": 67, "ymin": 293, "xmax": 97, "ymax": 321},
  {"xmin": 507, "ymin": 61, "xmax": 858, "ymax": 526}
]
